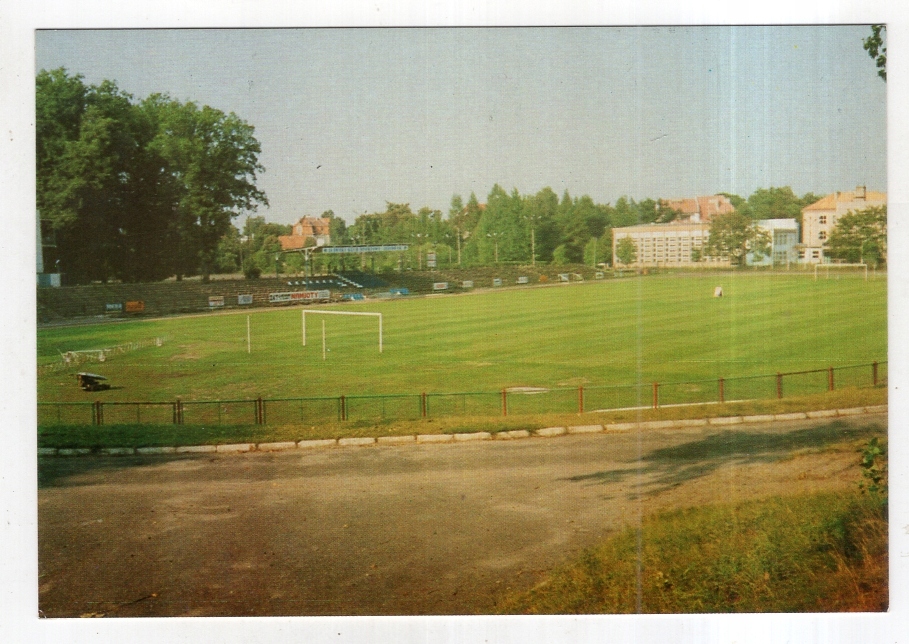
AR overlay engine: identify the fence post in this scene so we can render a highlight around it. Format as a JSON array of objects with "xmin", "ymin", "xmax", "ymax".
[
  {"xmin": 261, "ymin": 398, "xmax": 266, "ymax": 425},
  {"xmin": 178, "ymin": 399, "xmax": 184, "ymax": 425},
  {"xmin": 421, "ymin": 392, "xmax": 427, "ymax": 418},
  {"xmin": 718, "ymin": 378, "xmax": 724, "ymax": 404},
  {"xmin": 501, "ymin": 389, "xmax": 508, "ymax": 416},
  {"xmin": 828, "ymin": 367, "xmax": 835, "ymax": 392},
  {"xmin": 173, "ymin": 401, "xmax": 178, "ymax": 425},
  {"xmin": 652, "ymin": 382, "xmax": 659, "ymax": 409},
  {"xmin": 340, "ymin": 395, "xmax": 347, "ymax": 421},
  {"xmin": 578, "ymin": 386, "xmax": 584, "ymax": 414},
  {"xmin": 776, "ymin": 373, "xmax": 783, "ymax": 399},
  {"xmin": 873, "ymin": 361, "xmax": 879, "ymax": 386},
  {"xmin": 93, "ymin": 400, "xmax": 103, "ymax": 426}
]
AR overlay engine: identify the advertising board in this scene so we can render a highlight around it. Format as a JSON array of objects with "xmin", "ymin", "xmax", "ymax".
[
  {"xmin": 268, "ymin": 290, "xmax": 330, "ymax": 303},
  {"xmin": 124, "ymin": 300, "xmax": 145, "ymax": 313}
]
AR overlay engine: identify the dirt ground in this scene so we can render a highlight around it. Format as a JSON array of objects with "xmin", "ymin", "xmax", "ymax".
[{"xmin": 37, "ymin": 414, "xmax": 885, "ymax": 617}]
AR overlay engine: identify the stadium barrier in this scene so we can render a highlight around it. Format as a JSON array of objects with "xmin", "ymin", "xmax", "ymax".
[{"xmin": 37, "ymin": 361, "xmax": 886, "ymax": 427}]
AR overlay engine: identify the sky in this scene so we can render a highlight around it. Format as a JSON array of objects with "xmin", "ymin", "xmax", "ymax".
[{"xmin": 35, "ymin": 26, "xmax": 887, "ymax": 225}]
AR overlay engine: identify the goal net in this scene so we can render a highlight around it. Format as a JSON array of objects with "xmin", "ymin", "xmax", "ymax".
[
  {"xmin": 302, "ymin": 310, "xmax": 383, "ymax": 353},
  {"xmin": 813, "ymin": 263, "xmax": 868, "ymax": 281}
]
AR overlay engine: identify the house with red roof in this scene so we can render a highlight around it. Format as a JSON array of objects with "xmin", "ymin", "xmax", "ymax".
[
  {"xmin": 279, "ymin": 216, "xmax": 332, "ymax": 250},
  {"xmin": 659, "ymin": 194, "xmax": 735, "ymax": 223}
]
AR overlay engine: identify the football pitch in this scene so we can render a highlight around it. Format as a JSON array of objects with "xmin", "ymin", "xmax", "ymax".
[{"xmin": 37, "ymin": 273, "xmax": 886, "ymax": 408}]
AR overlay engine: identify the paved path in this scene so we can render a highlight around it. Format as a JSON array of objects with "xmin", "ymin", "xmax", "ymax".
[{"xmin": 38, "ymin": 413, "xmax": 885, "ymax": 617}]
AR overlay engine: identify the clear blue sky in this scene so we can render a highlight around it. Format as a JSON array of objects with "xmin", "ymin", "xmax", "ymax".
[{"xmin": 36, "ymin": 26, "xmax": 886, "ymax": 225}]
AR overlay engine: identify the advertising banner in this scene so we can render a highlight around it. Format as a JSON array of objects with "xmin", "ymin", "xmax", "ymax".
[
  {"xmin": 124, "ymin": 300, "xmax": 145, "ymax": 313},
  {"xmin": 269, "ymin": 290, "xmax": 330, "ymax": 303},
  {"xmin": 432, "ymin": 282, "xmax": 448, "ymax": 290},
  {"xmin": 105, "ymin": 303, "xmax": 123, "ymax": 312},
  {"xmin": 238, "ymin": 294, "xmax": 253, "ymax": 305},
  {"xmin": 208, "ymin": 296, "xmax": 225, "ymax": 307}
]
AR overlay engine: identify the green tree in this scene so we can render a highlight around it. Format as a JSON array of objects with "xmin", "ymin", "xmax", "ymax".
[
  {"xmin": 36, "ymin": 68, "xmax": 268, "ymax": 283},
  {"xmin": 746, "ymin": 187, "xmax": 804, "ymax": 222},
  {"xmin": 826, "ymin": 206, "xmax": 887, "ymax": 266},
  {"xmin": 719, "ymin": 192, "xmax": 753, "ymax": 218},
  {"xmin": 615, "ymin": 237, "xmax": 637, "ymax": 266},
  {"xmin": 37, "ymin": 69, "xmax": 177, "ymax": 283},
  {"xmin": 704, "ymin": 212, "xmax": 769, "ymax": 266},
  {"xmin": 583, "ymin": 236, "xmax": 608, "ymax": 267},
  {"xmin": 864, "ymin": 25, "xmax": 886, "ymax": 82},
  {"xmin": 144, "ymin": 94, "xmax": 268, "ymax": 281}
]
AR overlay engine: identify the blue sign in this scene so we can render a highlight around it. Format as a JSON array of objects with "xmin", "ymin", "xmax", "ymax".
[{"xmin": 322, "ymin": 244, "xmax": 409, "ymax": 254}]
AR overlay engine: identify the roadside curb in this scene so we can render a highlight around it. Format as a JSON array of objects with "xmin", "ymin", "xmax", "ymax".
[{"xmin": 38, "ymin": 405, "xmax": 887, "ymax": 457}]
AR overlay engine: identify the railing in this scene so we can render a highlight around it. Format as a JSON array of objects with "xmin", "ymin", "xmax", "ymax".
[{"xmin": 37, "ymin": 361, "xmax": 886, "ymax": 427}]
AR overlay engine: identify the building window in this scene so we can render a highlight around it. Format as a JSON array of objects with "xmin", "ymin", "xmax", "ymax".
[
  {"xmin": 812, "ymin": 250, "xmax": 820, "ymax": 259},
  {"xmin": 818, "ymin": 231, "xmax": 827, "ymax": 241},
  {"xmin": 819, "ymin": 215, "xmax": 827, "ymax": 224}
]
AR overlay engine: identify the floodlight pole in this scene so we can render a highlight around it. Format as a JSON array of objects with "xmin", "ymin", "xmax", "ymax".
[
  {"xmin": 247, "ymin": 315, "xmax": 251, "ymax": 354},
  {"xmin": 322, "ymin": 320, "xmax": 326, "ymax": 361}
]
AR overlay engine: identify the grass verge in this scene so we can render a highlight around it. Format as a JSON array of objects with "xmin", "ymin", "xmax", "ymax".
[
  {"xmin": 37, "ymin": 386, "xmax": 886, "ymax": 449},
  {"xmin": 498, "ymin": 489, "xmax": 888, "ymax": 614}
]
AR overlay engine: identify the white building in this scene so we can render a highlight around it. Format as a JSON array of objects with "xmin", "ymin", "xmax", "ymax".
[
  {"xmin": 800, "ymin": 187, "xmax": 886, "ymax": 264},
  {"xmin": 612, "ymin": 222, "xmax": 728, "ymax": 267},
  {"xmin": 746, "ymin": 219, "xmax": 800, "ymax": 266}
]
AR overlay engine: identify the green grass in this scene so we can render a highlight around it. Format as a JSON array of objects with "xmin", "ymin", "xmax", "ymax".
[
  {"xmin": 37, "ymin": 273, "xmax": 886, "ymax": 406},
  {"xmin": 498, "ymin": 488, "xmax": 888, "ymax": 613}
]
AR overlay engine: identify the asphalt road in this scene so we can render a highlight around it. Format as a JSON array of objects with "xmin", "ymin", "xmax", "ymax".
[{"xmin": 37, "ymin": 413, "xmax": 884, "ymax": 617}]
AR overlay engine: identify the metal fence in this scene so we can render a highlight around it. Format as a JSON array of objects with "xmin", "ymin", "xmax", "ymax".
[{"xmin": 37, "ymin": 361, "xmax": 886, "ymax": 427}]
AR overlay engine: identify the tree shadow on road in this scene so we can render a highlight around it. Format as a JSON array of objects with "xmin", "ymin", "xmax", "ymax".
[
  {"xmin": 566, "ymin": 420, "xmax": 884, "ymax": 497},
  {"xmin": 38, "ymin": 453, "xmax": 203, "ymax": 488}
]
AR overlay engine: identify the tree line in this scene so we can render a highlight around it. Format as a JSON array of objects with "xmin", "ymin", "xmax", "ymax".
[
  {"xmin": 256, "ymin": 185, "xmax": 825, "ymax": 273},
  {"xmin": 37, "ymin": 68, "xmax": 267, "ymax": 283},
  {"xmin": 41, "ymin": 68, "xmax": 874, "ymax": 281}
]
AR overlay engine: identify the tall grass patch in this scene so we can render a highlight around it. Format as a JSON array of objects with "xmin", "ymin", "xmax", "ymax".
[{"xmin": 500, "ymin": 490, "xmax": 887, "ymax": 614}]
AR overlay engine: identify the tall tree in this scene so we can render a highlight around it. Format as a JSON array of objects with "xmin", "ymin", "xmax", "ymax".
[
  {"xmin": 615, "ymin": 237, "xmax": 638, "ymax": 266},
  {"xmin": 704, "ymin": 212, "xmax": 770, "ymax": 266},
  {"xmin": 746, "ymin": 187, "xmax": 810, "ymax": 223},
  {"xmin": 826, "ymin": 206, "xmax": 887, "ymax": 266},
  {"xmin": 37, "ymin": 70, "xmax": 177, "ymax": 282},
  {"xmin": 36, "ymin": 68, "xmax": 268, "ymax": 283},
  {"xmin": 145, "ymin": 95, "xmax": 268, "ymax": 281}
]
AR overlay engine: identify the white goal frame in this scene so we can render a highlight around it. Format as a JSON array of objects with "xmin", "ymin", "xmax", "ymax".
[
  {"xmin": 814, "ymin": 263, "xmax": 868, "ymax": 281},
  {"xmin": 302, "ymin": 310, "xmax": 383, "ymax": 352}
]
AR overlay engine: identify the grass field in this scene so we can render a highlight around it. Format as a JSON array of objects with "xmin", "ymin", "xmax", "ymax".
[{"xmin": 37, "ymin": 273, "xmax": 886, "ymax": 409}]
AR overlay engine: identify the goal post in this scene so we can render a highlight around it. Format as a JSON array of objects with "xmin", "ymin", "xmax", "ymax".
[
  {"xmin": 302, "ymin": 309, "xmax": 383, "ymax": 352},
  {"xmin": 813, "ymin": 263, "xmax": 868, "ymax": 281}
]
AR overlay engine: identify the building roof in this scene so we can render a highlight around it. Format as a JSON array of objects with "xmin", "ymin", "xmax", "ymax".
[
  {"xmin": 278, "ymin": 235, "xmax": 310, "ymax": 250},
  {"xmin": 292, "ymin": 216, "xmax": 332, "ymax": 235},
  {"xmin": 696, "ymin": 195, "xmax": 736, "ymax": 219},
  {"xmin": 661, "ymin": 198, "xmax": 700, "ymax": 215},
  {"xmin": 660, "ymin": 194, "xmax": 735, "ymax": 222},
  {"xmin": 803, "ymin": 188, "xmax": 887, "ymax": 212},
  {"xmin": 613, "ymin": 222, "xmax": 711, "ymax": 234}
]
